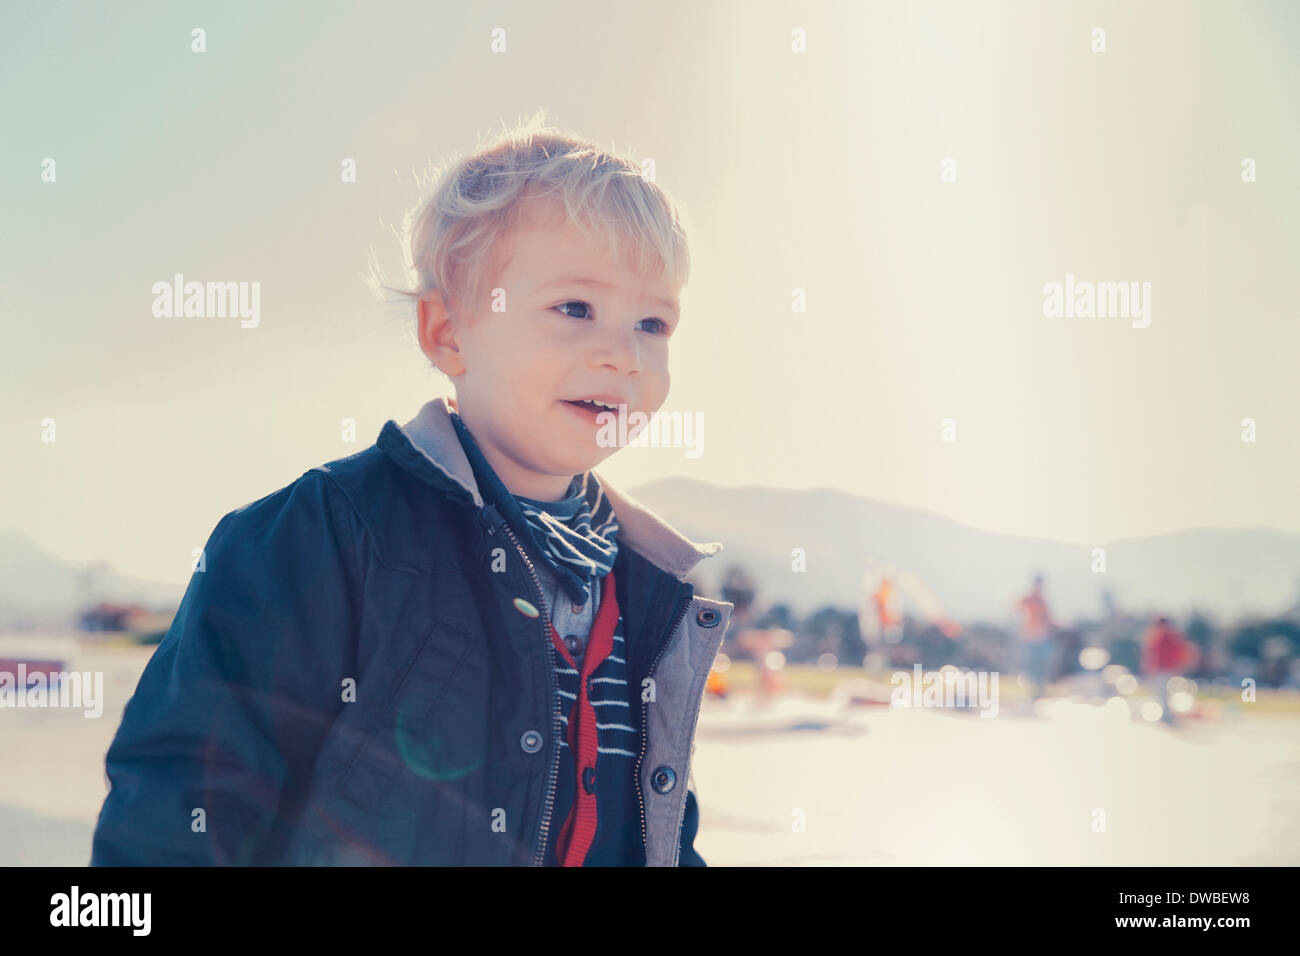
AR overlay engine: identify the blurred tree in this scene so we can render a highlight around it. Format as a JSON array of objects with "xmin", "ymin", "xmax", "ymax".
[
  {"xmin": 805, "ymin": 606, "xmax": 841, "ymax": 643},
  {"xmin": 1053, "ymin": 627, "xmax": 1082, "ymax": 681},
  {"xmin": 1184, "ymin": 612, "xmax": 1215, "ymax": 676},
  {"xmin": 839, "ymin": 610, "xmax": 865, "ymax": 665},
  {"xmin": 720, "ymin": 565, "xmax": 757, "ymax": 622},
  {"xmin": 756, "ymin": 602, "xmax": 794, "ymax": 631},
  {"xmin": 1109, "ymin": 635, "xmax": 1142, "ymax": 674},
  {"xmin": 1228, "ymin": 619, "xmax": 1300, "ymax": 658},
  {"xmin": 911, "ymin": 621, "xmax": 951, "ymax": 668},
  {"xmin": 1228, "ymin": 619, "xmax": 1300, "ymax": 686}
]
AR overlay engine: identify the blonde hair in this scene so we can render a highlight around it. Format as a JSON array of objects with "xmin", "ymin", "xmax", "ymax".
[{"xmin": 372, "ymin": 110, "xmax": 691, "ymax": 324}]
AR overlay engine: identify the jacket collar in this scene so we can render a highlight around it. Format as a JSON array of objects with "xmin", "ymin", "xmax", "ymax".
[{"xmin": 387, "ymin": 397, "xmax": 723, "ymax": 582}]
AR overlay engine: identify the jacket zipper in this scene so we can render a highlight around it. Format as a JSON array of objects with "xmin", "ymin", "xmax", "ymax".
[
  {"xmin": 494, "ymin": 519, "xmax": 561, "ymax": 867},
  {"xmin": 634, "ymin": 589, "xmax": 694, "ymax": 861}
]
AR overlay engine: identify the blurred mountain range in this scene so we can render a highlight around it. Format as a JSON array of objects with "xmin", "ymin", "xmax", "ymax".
[
  {"xmin": 0, "ymin": 530, "xmax": 183, "ymax": 630},
  {"xmin": 625, "ymin": 478, "xmax": 1300, "ymax": 624},
  {"xmin": 4, "ymin": 479, "xmax": 1299, "ymax": 629}
]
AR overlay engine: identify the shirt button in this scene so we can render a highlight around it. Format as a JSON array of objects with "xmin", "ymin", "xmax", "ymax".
[
  {"xmin": 571, "ymin": 601, "xmax": 585, "ymax": 614},
  {"xmin": 564, "ymin": 634, "xmax": 580, "ymax": 653},
  {"xmin": 583, "ymin": 767, "xmax": 597, "ymax": 794},
  {"xmin": 519, "ymin": 730, "xmax": 543, "ymax": 754}
]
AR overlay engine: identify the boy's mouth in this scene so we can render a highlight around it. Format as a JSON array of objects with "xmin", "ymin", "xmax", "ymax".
[{"xmin": 560, "ymin": 397, "xmax": 626, "ymax": 424}]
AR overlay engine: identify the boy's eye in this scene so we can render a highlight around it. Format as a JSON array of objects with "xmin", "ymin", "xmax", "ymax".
[
  {"xmin": 553, "ymin": 301, "xmax": 591, "ymax": 319},
  {"xmin": 553, "ymin": 300, "xmax": 671, "ymax": 336}
]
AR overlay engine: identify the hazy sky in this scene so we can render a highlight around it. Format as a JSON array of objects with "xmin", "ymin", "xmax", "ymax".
[{"xmin": 3, "ymin": 0, "xmax": 1298, "ymax": 586}]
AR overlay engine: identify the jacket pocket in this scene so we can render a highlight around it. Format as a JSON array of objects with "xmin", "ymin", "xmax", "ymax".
[{"xmin": 337, "ymin": 616, "xmax": 482, "ymax": 812}]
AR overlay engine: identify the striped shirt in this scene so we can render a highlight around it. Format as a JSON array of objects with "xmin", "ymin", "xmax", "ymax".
[{"xmin": 538, "ymin": 564, "xmax": 639, "ymax": 865}]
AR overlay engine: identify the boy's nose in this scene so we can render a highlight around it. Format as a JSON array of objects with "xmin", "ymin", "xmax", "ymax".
[{"xmin": 589, "ymin": 327, "xmax": 641, "ymax": 373}]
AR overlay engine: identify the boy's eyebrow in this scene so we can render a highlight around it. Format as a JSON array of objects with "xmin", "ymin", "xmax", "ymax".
[{"xmin": 537, "ymin": 276, "xmax": 680, "ymax": 315}]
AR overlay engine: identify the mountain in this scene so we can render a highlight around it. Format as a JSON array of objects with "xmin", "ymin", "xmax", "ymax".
[
  {"xmin": 625, "ymin": 478, "xmax": 1300, "ymax": 623},
  {"xmin": 0, "ymin": 530, "xmax": 183, "ymax": 630},
  {"xmin": 5, "ymin": 481, "xmax": 1299, "ymax": 629}
]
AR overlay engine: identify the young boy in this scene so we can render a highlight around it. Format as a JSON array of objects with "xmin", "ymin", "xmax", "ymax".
[{"xmin": 90, "ymin": 123, "xmax": 734, "ymax": 866}]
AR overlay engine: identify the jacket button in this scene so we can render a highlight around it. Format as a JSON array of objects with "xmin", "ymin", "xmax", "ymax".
[
  {"xmin": 696, "ymin": 608, "xmax": 720, "ymax": 628},
  {"xmin": 582, "ymin": 767, "xmax": 597, "ymax": 794},
  {"xmin": 513, "ymin": 598, "xmax": 540, "ymax": 618},
  {"xmin": 651, "ymin": 766, "xmax": 676, "ymax": 794},
  {"xmin": 519, "ymin": 730, "xmax": 543, "ymax": 753}
]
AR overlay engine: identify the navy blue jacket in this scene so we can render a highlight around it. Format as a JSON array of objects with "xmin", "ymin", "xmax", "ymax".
[{"xmin": 90, "ymin": 398, "xmax": 733, "ymax": 865}]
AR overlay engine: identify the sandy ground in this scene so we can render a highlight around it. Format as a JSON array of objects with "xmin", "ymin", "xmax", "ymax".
[
  {"xmin": 691, "ymin": 693, "xmax": 1300, "ymax": 866},
  {"xmin": 2, "ymin": 640, "xmax": 1297, "ymax": 866},
  {"xmin": 1, "ymin": 640, "xmax": 153, "ymax": 866}
]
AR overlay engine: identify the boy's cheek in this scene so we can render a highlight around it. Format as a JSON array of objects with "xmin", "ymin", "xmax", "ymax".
[{"xmin": 643, "ymin": 375, "xmax": 671, "ymax": 414}]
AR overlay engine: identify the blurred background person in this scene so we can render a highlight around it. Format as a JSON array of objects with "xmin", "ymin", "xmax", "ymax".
[
  {"xmin": 1140, "ymin": 615, "xmax": 1200, "ymax": 725},
  {"xmin": 873, "ymin": 575, "xmax": 904, "ymax": 649},
  {"xmin": 860, "ymin": 568, "xmax": 905, "ymax": 669},
  {"xmin": 1015, "ymin": 573, "xmax": 1057, "ymax": 701}
]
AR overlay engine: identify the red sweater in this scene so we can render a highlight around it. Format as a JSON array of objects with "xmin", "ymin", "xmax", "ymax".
[{"xmin": 1141, "ymin": 622, "xmax": 1196, "ymax": 674}]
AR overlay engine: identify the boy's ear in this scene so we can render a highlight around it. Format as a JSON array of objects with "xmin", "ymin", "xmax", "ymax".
[{"xmin": 417, "ymin": 291, "xmax": 466, "ymax": 377}]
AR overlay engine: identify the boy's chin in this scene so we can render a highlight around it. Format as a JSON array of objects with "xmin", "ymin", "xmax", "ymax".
[{"xmin": 557, "ymin": 446, "xmax": 615, "ymax": 475}]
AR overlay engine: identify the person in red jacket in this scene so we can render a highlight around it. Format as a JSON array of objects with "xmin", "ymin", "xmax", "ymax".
[{"xmin": 1139, "ymin": 615, "xmax": 1199, "ymax": 724}]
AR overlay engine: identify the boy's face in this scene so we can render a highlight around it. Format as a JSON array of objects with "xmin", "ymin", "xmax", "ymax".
[{"xmin": 418, "ymin": 196, "xmax": 682, "ymax": 501}]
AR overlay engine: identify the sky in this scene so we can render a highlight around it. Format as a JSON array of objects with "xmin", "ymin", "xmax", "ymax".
[{"xmin": 2, "ymin": 0, "xmax": 1298, "ymax": 586}]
